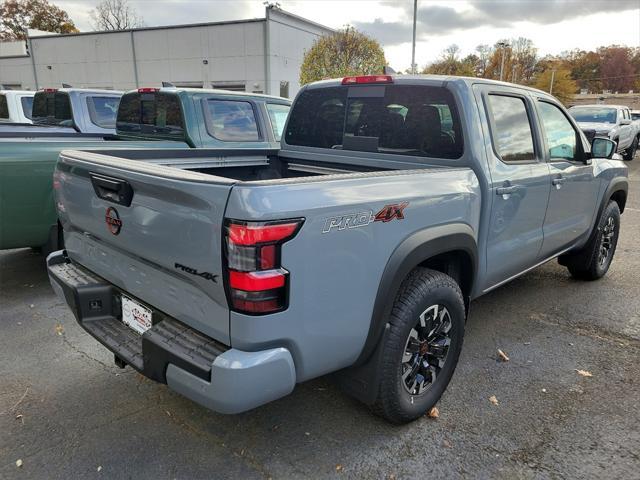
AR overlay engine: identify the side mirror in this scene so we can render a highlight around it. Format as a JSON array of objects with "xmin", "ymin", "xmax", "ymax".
[
  {"xmin": 591, "ymin": 137, "xmax": 616, "ymax": 159},
  {"xmin": 620, "ymin": 118, "xmax": 632, "ymax": 126}
]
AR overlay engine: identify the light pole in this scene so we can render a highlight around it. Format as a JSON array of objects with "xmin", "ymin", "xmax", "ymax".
[
  {"xmin": 411, "ymin": 0, "xmax": 417, "ymax": 74},
  {"xmin": 549, "ymin": 68, "xmax": 556, "ymax": 95},
  {"xmin": 497, "ymin": 41, "xmax": 509, "ymax": 82}
]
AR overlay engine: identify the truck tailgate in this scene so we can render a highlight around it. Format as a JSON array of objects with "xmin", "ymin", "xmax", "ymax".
[{"xmin": 55, "ymin": 150, "xmax": 235, "ymax": 344}]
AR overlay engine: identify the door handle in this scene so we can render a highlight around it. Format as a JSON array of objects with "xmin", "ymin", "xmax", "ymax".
[
  {"xmin": 552, "ymin": 177, "xmax": 566, "ymax": 186},
  {"xmin": 496, "ymin": 185, "xmax": 518, "ymax": 196}
]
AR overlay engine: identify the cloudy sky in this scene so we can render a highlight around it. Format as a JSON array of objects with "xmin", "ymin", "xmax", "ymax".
[{"xmin": 55, "ymin": 0, "xmax": 640, "ymax": 71}]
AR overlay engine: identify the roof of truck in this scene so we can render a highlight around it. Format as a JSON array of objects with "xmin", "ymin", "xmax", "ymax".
[
  {"xmin": 304, "ymin": 74, "xmax": 554, "ymax": 97},
  {"xmin": 128, "ymin": 87, "xmax": 291, "ymax": 104},
  {"xmin": 37, "ymin": 88, "xmax": 124, "ymax": 96},
  {"xmin": 0, "ymin": 90, "xmax": 35, "ymax": 96}
]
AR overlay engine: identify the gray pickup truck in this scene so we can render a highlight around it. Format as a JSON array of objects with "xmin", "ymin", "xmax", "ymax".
[{"xmin": 48, "ymin": 75, "xmax": 628, "ymax": 424}]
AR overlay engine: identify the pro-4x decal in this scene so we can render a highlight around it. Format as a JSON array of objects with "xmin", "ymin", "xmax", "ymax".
[{"xmin": 322, "ymin": 202, "xmax": 409, "ymax": 233}]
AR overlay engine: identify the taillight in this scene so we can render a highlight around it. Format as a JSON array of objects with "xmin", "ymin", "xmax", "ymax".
[
  {"xmin": 42, "ymin": 88, "xmax": 58, "ymax": 93},
  {"xmin": 138, "ymin": 87, "xmax": 159, "ymax": 93},
  {"xmin": 341, "ymin": 75, "xmax": 393, "ymax": 85},
  {"xmin": 224, "ymin": 219, "xmax": 303, "ymax": 314}
]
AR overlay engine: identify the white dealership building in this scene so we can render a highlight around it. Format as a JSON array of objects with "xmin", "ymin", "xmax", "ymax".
[{"xmin": 0, "ymin": 7, "xmax": 332, "ymax": 98}]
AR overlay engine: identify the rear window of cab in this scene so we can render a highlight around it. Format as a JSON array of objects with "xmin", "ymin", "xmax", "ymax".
[
  {"xmin": 31, "ymin": 91, "xmax": 73, "ymax": 126},
  {"xmin": 285, "ymin": 84, "xmax": 463, "ymax": 159},
  {"xmin": 116, "ymin": 91, "xmax": 185, "ymax": 139},
  {"xmin": 0, "ymin": 95, "xmax": 8, "ymax": 119}
]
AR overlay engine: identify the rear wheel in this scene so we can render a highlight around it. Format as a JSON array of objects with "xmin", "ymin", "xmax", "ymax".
[
  {"xmin": 622, "ymin": 137, "xmax": 638, "ymax": 161},
  {"xmin": 562, "ymin": 201, "xmax": 620, "ymax": 280},
  {"xmin": 372, "ymin": 268, "xmax": 465, "ymax": 424}
]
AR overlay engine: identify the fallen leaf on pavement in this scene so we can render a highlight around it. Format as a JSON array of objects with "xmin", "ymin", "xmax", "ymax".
[
  {"xmin": 97, "ymin": 466, "xmax": 102, "ymax": 472},
  {"xmin": 427, "ymin": 407, "xmax": 439, "ymax": 418},
  {"xmin": 55, "ymin": 324, "xmax": 64, "ymax": 336},
  {"xmin": 16, "ymin": 459, "xmax": 23, "ymax": 468},
  {"xmin": 497, "ymin": 349, "xmax": 510, "ymax": 362},
  {"xmin": 443, "ymin": 439, "xmax": 453, "ymax": 448},
  {"xmin": 576, "ymin": 369, "xmax": 593, "ymax": 377},
  {"xmin": 489, "ymin": 395, "xmax": 499, "ymax": 406},
  {"xmin": 336, "ymin": 464, "xmax": 343, "ymax": 473}
]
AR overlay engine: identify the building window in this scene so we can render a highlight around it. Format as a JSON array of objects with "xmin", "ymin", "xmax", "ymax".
[{"xmin": 211, "ymin": 82, "xmax": 246, "ymax": 92}]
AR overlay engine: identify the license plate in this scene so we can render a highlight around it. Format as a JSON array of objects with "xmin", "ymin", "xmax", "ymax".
[{"xmin": 121, "ymin": 295, "xmax": 152, "ymax": 335}]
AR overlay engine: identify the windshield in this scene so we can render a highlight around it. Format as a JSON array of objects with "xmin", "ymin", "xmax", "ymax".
[
  {"xmin": 266, "ymin": 103, "xmax": 290, "ymax": 141},
  {"xmin": 31, "ymin": 92, "xmax": 73, "ymax": 126},
  {"xmin": 21, "ymin": 96, "xmax": 33, "ymax": 119},
  {"xmin": 285, "ymin": 84, "xmax": 463, "ymax": 159},
  {"xmin": 569, "ymin": 107, "xmax": 617, "ymax": 124}
]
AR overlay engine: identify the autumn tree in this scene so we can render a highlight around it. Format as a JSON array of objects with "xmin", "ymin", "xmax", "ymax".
[
  {"xmin": 90, "ymin": 0, "xmax": 143, "ymax": 31},
  {"xmin": 534, "ymin": 67, "xmax": 577, "ymax": 105},
  {"xmin": 299, "ymin": 26, "xmax": 386, "ymax": 85},
  {"xmin": 423, "ymin": 45, "xmax": 476, "ymax": 76},
  {"xmin": 0, "ymin": 0, "xmax": 78, "ymax": 40},
  {"xmin": 599, "ymin": 46, "xmax": 635, "ymax": 92}
]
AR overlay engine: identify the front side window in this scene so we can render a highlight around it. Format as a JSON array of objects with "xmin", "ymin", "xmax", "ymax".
[
  {"xmin": 285, "ymin": 85, "xmax": 463, "ymax": 159},
  {"xmin": 205, "ymin": 100, "xmax": 260, "ymax": 142},
  {"xmin": 488, "ymin": 94, "xmax": 536, "ymax": 162},
  {"xmin": 116, "ymin": 92, "xmax": 185, "ymax": 139},
  {"xmin": 266, "ymin": 103, "xmax": 290, "ymax": 141},
  {"xmin": 538, "ymin": 101, "xmax": 579, "ymax": 161},
  {"xmin": 20, "ymin": 96, "xmax": 33, "ymax": 119},
  {"xmin": 87, "ymin": 96, "xmax": 120, "ymax": 128},
  {"xmin": 0, "ymin": 95, "xmax": 8, "ymax": 119}
]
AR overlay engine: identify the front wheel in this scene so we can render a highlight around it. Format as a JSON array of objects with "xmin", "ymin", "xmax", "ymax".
[
  {"xmin": 562, "ymin": 201, "xmax": 621, "ymax": 280},
  {"xmin": 372, "ymin": 268, "xmax": 465, "ymax": 424},
  {"xmin": 622, "ymin": 137, "xmax": 638, "ymax": 161}
]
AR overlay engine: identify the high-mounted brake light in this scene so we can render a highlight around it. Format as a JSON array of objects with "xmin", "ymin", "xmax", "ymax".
[
  {"xmin": 138, "ymin": 87, "xmax": 160, "ymax": 93},
  {"xmin": 42, "ymin": 88, "xmax": 58, "ymax": 93},
  {"xmin": 224, "ymin": 219, "xmax": 303, "ymax": 314},
  {"xmin": 341, "ymin": 75, "xmax": 394, "ymax": 85}
]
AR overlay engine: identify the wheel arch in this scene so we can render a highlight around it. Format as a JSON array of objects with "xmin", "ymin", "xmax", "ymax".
[
  {"xmin": 334, "ymin": 223, "xmax": 477, "ymax": 405},
  {"xmin": 360, "ymin": 223, "xmax": 477, "ymax": 366}
]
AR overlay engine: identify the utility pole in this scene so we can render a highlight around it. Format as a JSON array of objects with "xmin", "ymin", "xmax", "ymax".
[
  {"xmin": 411, "ymin": 0, "xmax": 417, "ymax": 74},
  {"xmin": 549, "ymin": 68, "xmax": 556, "ymax": 95},
  {"xmin": 497, "ymin": 41, "xmax": 509, "ymax": 82}
]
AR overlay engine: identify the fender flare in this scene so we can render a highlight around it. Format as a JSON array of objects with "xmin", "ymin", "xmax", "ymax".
[
  {"xmin": 601, "ymin": 177, "xmax": 628, "ymax": 214},
  {"xmin": 356, "ymin": 223, "xmax": 477, "ymax": 366}
]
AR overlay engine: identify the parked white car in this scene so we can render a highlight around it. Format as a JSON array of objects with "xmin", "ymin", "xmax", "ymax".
[
  {"xmin": 0, "ymin": 90, "xmax": 35, "ymax": 124},
  {"xmin": 569, "ymin": 104, "xmax": 638, "ymax": 161}
]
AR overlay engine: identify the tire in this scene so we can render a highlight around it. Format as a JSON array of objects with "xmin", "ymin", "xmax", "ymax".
[
  {"xmin": 563, "ymin": 201, "xmax": 620, "ymax": 280},
  {"xmin": 371, "ymin": 268, "xmax": 465, "ymax": 424},
  {"xmin": 622, "ymin": 137, "xmax": 638, "ymax": 161}
]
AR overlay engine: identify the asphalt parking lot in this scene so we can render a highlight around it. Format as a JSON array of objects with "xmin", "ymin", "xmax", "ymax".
[{"xmin": 1, "ymin": 156, "xmax": 639, "ymax": 480}]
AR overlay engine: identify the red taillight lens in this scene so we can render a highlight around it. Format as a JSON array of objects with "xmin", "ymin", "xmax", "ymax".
[
  {"xmin": 341, "ymin": 75, "xmax": 393, "ymax": 85},
  {"xmin": 225, "ymin": 219, "xmax": 303, "ymax": 315}
]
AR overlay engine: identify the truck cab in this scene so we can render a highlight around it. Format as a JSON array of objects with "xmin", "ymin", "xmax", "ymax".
[{"xmin": 0, "ymin": 90, "xmax": 35, "ymax": 124}]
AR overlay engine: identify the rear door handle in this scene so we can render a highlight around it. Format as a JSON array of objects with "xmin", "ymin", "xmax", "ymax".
[{"xmin": 496, "ymin": 185, "xmax": 518, "ymax": 196}]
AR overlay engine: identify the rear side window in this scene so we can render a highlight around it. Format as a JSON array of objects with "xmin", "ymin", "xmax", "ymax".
[
  {"xmin": 21, "ymin": 96, "xmax": 33, "ymax": 119},
  {"xmin": 285, "ymin": 85, "xmax": 463, "ymax": 159},
  {"xmin": 266, "ymin": 103, "xmax": 290, "ymax": 141},
  {"xmin": 0, "ymin": 95, "xmax": 8, "ymax": 119},
  {"xmin": 116, "ymin": 92, "xmax": 185, "ymax": 139},
  {"xmin": 87, "ymin": 96, "xmax": 120, "ymax": 128},
  {"xmin": 487, "ymin": 94, "xmax": 535, "ymax": 162},
  {"xmin": 205, "ymin": 100, "xmax": 260, "ymax": 141},
  {"xmin": 31, "ymin": 92, "xmax": 73, "ymax": 126}
]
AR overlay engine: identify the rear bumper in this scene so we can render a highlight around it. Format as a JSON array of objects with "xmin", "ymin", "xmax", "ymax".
[{"xmin": 47, "ymin": 250, "xmax": 296, "ymax": 414}]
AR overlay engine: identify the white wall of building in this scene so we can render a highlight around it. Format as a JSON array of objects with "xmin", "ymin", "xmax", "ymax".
[{"xmin": 0, "ymin": 8, "xmax": 333, "ymax": 97}]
